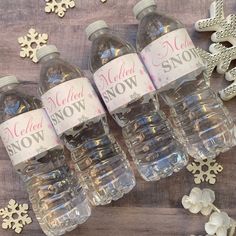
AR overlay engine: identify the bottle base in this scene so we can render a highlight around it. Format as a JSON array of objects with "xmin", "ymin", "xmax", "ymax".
[
  {"xmin": 183, "ymin": 127, "xmax": 236, "ymax": 160},
  {"xmin": 80, "ymin": 156, "xmax": 136, "ymax": 206},
  {"xmin": 135, "ymin": 153, "xmax": 189, "ymax": 182},
  {"xmin": 36, "ymin": 195, "xmax": 91, "ymax": 236}
]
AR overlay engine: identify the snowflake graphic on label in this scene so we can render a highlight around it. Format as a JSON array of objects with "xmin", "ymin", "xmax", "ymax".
[
  {"xmin": 42, "ymin": 78, "xmax": 105, "ymax": 135},
  {"xmin": 36, "ymin": 146, "xmax": 48, "ymax": 154},
  {"xmin": 78, "ymin": 115, "xmax": 89, "ymax": 124},
  {"xmin": 94, "ymin": 53, "xmax": 155, "ymax": 112},
  {"xmin": 141, "ymin": 29, "xmax": 203, "ymax": 89},
  {"xmin": 130, "ymin": 92, "xmax": 141, "ymax": 100}
]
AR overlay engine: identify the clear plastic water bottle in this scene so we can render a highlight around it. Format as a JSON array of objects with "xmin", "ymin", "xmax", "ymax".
[
  {"xmin": 134, "ymin": 0, "xmax": 236, "ymax": 159},
  {"xmin": 0, "ymin": 76, "xmax": 91, "ymax": 236},
  {"xmin": 86, "ymin": 20, "xmax": 188, "ymax": 181},
  {"xmin": 36, "ymin": 45, "xmax": 135, "ymax": 205}
]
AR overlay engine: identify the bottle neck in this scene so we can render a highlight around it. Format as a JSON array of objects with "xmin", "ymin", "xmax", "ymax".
[
  {"xmin": 89, "ymin": 28, "xmax": 110, "ymax": 41},
  {"xmin": 137, "ymin": 6, "xmax": 157, "ymax": 20},
  {"xmin": 39, "ymin": 52, "xmax": 60, "ymax": 64}
]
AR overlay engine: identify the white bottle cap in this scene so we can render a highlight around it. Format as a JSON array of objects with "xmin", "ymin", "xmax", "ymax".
[
  {"xmin": 85, "ymin": 20, "xmax": 108, "ymax": 39},
  {"xmin": 133, "ymin": 0, "xmax": 156, "ymax": 18},
  {"xmin": 0, "ymin": 75, "xmax": 19, "ymax": 89},
  {"xmin": 36, "ymin": 45, "xmax": 59, "ymax": 61}
]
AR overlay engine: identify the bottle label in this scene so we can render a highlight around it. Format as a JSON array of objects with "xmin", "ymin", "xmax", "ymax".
[
  {"xmin": 140, "ymin": 28, "xmax": 203, "ymax": 89},
  {"xmin": 0, "ymin": 109, "xmax": 60, "ymax": 166},
  {"xmin": 41, "ymin": 78, "xmax": 105, "ymax": 135},
  {"xmin": 93, "ymin": 53, "xmax": 155, "ymax": 112}
]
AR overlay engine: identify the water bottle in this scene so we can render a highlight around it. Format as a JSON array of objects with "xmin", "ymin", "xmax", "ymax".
[
  {"xmin": 0, "ymin": 76, "xmax": 91, "ymax": 236},
  {"xmin": 134, "ymin": 0, "xmax": 236, "ymax": 159},
  {"xmin": 86, "ymin": 20, "xmax": 188, "ymax": 181},
  {"xmin": 36, "ymin": 45, "xmax": 136, "ymax": 205}
]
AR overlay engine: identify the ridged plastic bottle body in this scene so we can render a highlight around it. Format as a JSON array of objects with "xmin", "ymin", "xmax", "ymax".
[
  {"xmin": 136, "ymin": 8, "xmax": 236, "ymax": 159},
  {"xmin": 0, "ymin": 83, "xmax": 91, "ymax": 236},
  {"xmin": 89, "ymin": 29, "xmax": 188, "ymax": 181},
  {"xmin": 39, "ymin": 55, "xmax": 135, "ymax": 205}
]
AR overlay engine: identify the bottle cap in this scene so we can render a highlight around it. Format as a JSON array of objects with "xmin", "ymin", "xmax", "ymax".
[
  {"xmin": 0, "ymin": 76, "xmax": 19, "ymax": 89},
  {"xmin": 36, "ymin": 45, "xmax": 59, "ymax": 61},
  {"xmin": 85, "ymin": 20, "xmax": 108, "ymax": 39},
  {"xmin": 133, "ymin": 0, "xmax": 156, "ymax": 18}
]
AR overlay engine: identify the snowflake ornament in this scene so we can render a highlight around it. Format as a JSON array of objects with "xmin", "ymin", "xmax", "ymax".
[
  {"xmin": 18, "ymin": 28, "xmax": 48, "ymax": 63},
  {"xmin": 196, "ymin": 44, "xmax": 236, "ymax": 80},
  {"xmin": 195, "ymin": 0, "xmax": 236, "ymax": 45},
  {"xmin": 44, "ymin": 0, "xmax": 75, "ymax": 18},
  {"xmin": 211, "ymin": 14, "xmax": 236, "ymax": 45},
  {"xmin": 195, "ymin": 0, "xmax": 236, "ymax": 101},
  {"xmin": 195, "ymin": 0, "xmax": 224, "ymax": 32},
  {"xmin": 187, "ymin": 158, "xmax": 223, "ymax": 185},
  {"xmin": 219, "ymin": 68, "xmax": 236, "ymax": 101},
  {"xmin": 0, "ymin": 199, "xmax": 32, "ymax": 234}
]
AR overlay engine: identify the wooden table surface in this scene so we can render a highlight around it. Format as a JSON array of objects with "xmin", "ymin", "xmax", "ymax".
[{"xmin": 0, "ymin": 0, "xmax": 236, "ymax": 235}]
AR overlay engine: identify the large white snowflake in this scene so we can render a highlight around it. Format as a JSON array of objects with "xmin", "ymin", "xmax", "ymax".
[
  {"xmin": 0, "ymin": 199, "xmax": 32, "ymax": 234},
  {"xmin": 187, "ymin": 159, "xmax": 223, "ymax": 185},
  {"xmin": 195, "ymin": 0, "xmax": 236, "ymax": 101},
  {"xmin": 197, "ymin": 43, "xmax": 236, "ymax": 81},
  {"xmin": 18, "ymin": 28, "xmax": 48, "ymax": 63},
  {"xmin": 44, "ymin": 0, "xmax": 75, "ymax": 18}
]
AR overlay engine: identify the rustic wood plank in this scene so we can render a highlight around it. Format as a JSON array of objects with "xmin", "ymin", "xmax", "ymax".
[{"xmin": 0, "ymin": 0, "xmax": 236, "ymax": 235}]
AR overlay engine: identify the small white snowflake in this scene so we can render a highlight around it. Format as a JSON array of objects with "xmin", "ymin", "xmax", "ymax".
[
  {"xmin": 0, "ymin": 199, "xmax": 32, "ymax": 234},
  {"xmin": 44, "ymin": 0, "xmax": 75, "ymax": 18},
  {"xmin": 18, "ymin": 28, "xmax": 48, "ymax": 63},
  {"xmin": 187, "ymin": 159, "xmax": 223, "ymax": 185}
]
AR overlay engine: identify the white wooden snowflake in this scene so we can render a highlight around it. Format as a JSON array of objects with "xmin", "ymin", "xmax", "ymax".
[
  {"xmin": 196, "ymin": 43, "xmax": 236, "ymax": 79},
  {"xmin": 187, "ymin": 159, "xmax": 223, "ymax": 185},
  {"xmin": 44, "ymin": 0, "xmax": 75, "ymax": 18},
  {"xmin": 195, "ymin": 0, "xmax": 236, "ymax": 101},
  {"xmin": 219, "ymin": 68, "xmax": 236, "ymax": 101},
  {"xmin": 0, "ymin": 199, "xmax": 32, "ymax": 234},
  {"xmin": 195, "ymin": 0, "xmax": 236, "ymax": 45},
  {"xmin": 18, "ymin": 28, "xmax": 48, "ymax": 63}
]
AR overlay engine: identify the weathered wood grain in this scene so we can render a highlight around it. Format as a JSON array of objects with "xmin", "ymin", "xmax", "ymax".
[{"xmin": 0, "ymin": 0, "xmax": 236, "ymax": 235}]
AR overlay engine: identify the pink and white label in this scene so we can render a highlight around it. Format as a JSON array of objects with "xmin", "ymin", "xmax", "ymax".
[
  {"xmin": 141, "ymin": 28, "xmax": 203, "ymax": 89},
  {"xmin": 0, "ymin": 109, "xmax": 60, "ymax": 166},
  {"xmin": 93, "ymin": 53, "xmax": 155, "ymax": 112},
  {"xmin": 41, "ymin": 78, "xmax": 105, "ymax": 135}
]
